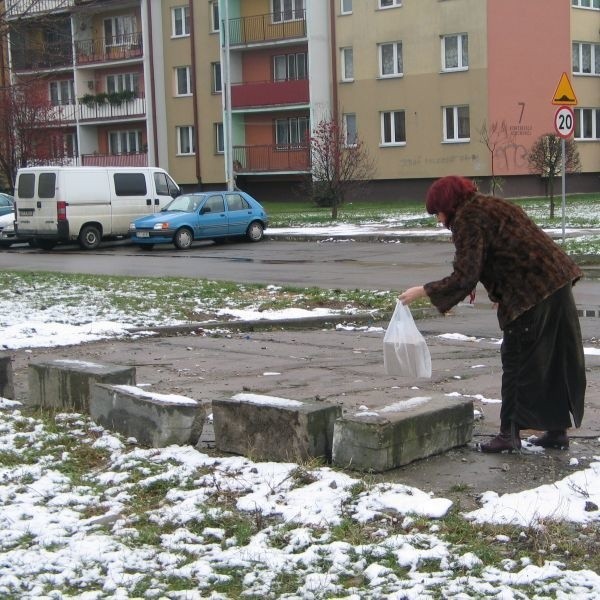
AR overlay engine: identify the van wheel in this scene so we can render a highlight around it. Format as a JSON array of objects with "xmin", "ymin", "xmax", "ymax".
[
  {"xmin": 246, "ymin": 221, "xmax": 264, "ymax": 242},
  {"xmin": 174, "ymin": 227, "xmax": 193, "ymax": 250},
  {"xmin": 79, "ymin": 225, "xmax": 101, "ymax": 250},
  {"xmin": 36, "ymin": 239, "xmax": 57, "ymax": 251}
]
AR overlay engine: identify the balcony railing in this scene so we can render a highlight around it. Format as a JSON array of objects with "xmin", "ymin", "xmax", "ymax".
[
  {"xmin": 81, "ymin": 153, "xmax": 148, "ymax": 167},
  {"xmin": 11, "ymin": 41, "xmax": 72, "ymax": 71},
  {"xmin": 233, "ymin": 144, "xmax": 310, "ymax": 173},
  {"xmin": 231, "ymin": 79, "xmax": 309, "ymax": 109},
  {"xmin": 78, "ymin": 96, "xmax": 146, "ymax": 121},
  {"xmin": 6, "ymin": 0, "xmax": 75, "ymax": 18},
  {"xmin": 227, "ymin": 11, "xmax": 306, "ymax": 46},
  {"xmin": 75, "ymin": 32, "xmax": 143, "ymax": 65}
]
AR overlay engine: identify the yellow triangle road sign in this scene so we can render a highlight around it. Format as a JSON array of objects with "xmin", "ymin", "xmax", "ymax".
[{"xmin": 552, "ymin": 72, "xmax": 577, "ymax": 106}]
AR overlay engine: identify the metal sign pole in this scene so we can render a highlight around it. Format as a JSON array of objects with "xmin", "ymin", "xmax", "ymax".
[{"xmin": 561, "ymin": 137, "xmax": 566, "ymax": 245}]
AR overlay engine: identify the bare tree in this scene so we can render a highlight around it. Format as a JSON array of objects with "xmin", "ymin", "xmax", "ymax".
[
  {"xmin": 308, "ymin": 117, "xmax": 375, "ymax": 220},
  {"xmin": 478, "ymin": 119, "xmax": 512, "ymax": 196},
  {"xmin": 0, "ymin": 81, "xmax": 67, "ymax": 189},
  {"xmin": 527, "ymin": 133, "xmax": 581, "ymax": 218}
]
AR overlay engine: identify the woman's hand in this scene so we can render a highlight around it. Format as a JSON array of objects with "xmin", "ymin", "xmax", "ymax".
[{"xmin": 399, "ymin": 286, "xmax": 427, "ymax": 305}]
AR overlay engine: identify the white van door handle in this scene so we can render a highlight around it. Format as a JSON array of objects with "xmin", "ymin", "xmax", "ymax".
[
  {"xmin": 146, "ymin": 198, "xmax": 151, "ymax": 206},
  {"xmin": 154, "ymin": 198, "xmax": 159, "ymax": 205}
]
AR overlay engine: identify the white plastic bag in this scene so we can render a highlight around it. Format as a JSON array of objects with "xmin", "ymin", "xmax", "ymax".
[{"xmin": 383, "ymin": 300, "xmax": 432, "ymax": 378}]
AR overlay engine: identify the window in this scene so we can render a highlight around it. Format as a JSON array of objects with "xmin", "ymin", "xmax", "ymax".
[
  {"xmin": 154, "ymin": 172, "xmax": 179, "ymax": 197},
  {"xmin": 104, "ymin": 15, "xmax": 136, "ymax": 47},
  {"xmin": 379, "ymin": 0, "xmax": 402, "ymax": 8},
  {"xmin": 442, "ymin": 34, "xmax": 468, "ymax": 71},
  {"xmin": 177, "ymin": 125, "xmax": 195, "ymax": 155},
  {"xmin": 573, "ymin": 42, "xmax": 600, "ymax": 75},
  {"xmin": 175, "ymin": 66, "xmax": 192, "ymax": 96},
  {"xmin": 341, "ymin": 47, "xmax": 354, "ymax": 81},
  {"xmin": 226, "ymin": 194, "xmax": 250, "ymax": 211},
  {"xmin": 274, "ymin": 53, "xmax": 307, "ymax": 81},
  {"xmin": 49, "ymin": 80, "xmax": 74, "ymax": 106},
  {"xmin": 343, "ymin": 113, "xmax": 357, "ymax": 146},
  {"xmin": 204, "ymin": 195, "xmax": 225, "ymax": 213},
  {"xmin": 38, "ymin": 173, "xmax": 57, "ymax": 198},
  {"xmin": 172, "ymin": 6, "xmax": 190, "ymax": 37},
  {"xmin": 275, "ymin": 116, "xmax": 309, "ymax": 147},
  {"xmin": 109, "ymin": 130, "xmax": 143, "ymax": 154},
  {"xmin": 341, "ymin": 0, "xmax": 352, "ymax": 14},
  {"xmin": 50, "ymin": 132, "xmax": 77, "ymax": 158},
  {"xmin": 107, "ymin": 73, "xmax": 139, "ymax": 94},
  {"xmin": 272, "ymin": 0, "xmax": 304, "ymax": 22},
  {"xmin": 18, "ymin": 173, "xmax": 35, "ymax": 198},
  {"xmin": 215, "ymin": 123, "xmax": 224, "ymax": 153},
  {"xmin": 209, "ymin": 1, "xmax": 220, "ymax": 32},
  {"xmin": 379, "ymin": 42, "xmax": 403, "ymax": 77},
  {"xmin": 211, "ymin": 63, "xmax": 222, "ymax": 93},
  {"xmin": 572, "ymin": 0, "xmax": 600, "ymax": 8},
  {"xmin": 575, "ymin": 108, "xmax": 600, "ymax": 139},
  {"xmin": 380, "ymin": 110, "xmax": 406, "ymax": 145},
  {"xmin": 113, "ymin": 173, "xmax": 147, "ymax": 196},
  {"xmin": 443, "ymin": 106, "xmax": 470, "ymax": 142}
]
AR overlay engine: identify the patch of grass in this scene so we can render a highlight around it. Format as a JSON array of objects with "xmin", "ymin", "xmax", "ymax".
[{"xmin": 330, "ymin": 517, "xmax": 375, "ymax": 546}]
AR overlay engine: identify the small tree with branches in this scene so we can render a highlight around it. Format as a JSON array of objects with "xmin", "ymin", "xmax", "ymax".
[
  {"xmin": 527, "ymin": 133, "xmax": 581, "ymax": 218},
  {"xmin": 308, "ymin": 117, "xmax": 375, "ymax": 220},
  {"xmin": 478, "ymin": 119, "xmax": 513, "ymax": 196}
]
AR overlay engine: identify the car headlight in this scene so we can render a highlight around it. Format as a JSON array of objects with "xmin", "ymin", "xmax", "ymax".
[{"xmin": 153, "ymin": 223, "xmax": 170, "ymax": 230}]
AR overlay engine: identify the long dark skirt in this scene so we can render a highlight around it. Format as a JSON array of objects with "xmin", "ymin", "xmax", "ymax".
[{"xmin": 500, "ymin": 284, "xmax": 586, "ymax": 431}]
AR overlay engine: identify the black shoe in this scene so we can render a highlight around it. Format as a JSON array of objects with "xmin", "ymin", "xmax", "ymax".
[
  {"xmin": 480, "ymin": 432, "xmax": 522, "ymax": 453},
  {"xmin": 530, "ymin": 430, "xmax": 569, "ymax": 450}
]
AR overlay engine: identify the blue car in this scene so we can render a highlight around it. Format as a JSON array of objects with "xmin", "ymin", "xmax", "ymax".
[
  {"xmin": 129, "ymin": 191, "xmax": 269, "ymax": 250},
  {"xmin": 0, "ymin": 193, "xmax": 14, "ymax": 217}
]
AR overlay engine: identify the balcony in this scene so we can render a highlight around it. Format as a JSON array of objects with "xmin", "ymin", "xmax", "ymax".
[
  {"xmin": 227, "ymin": 11, "xmax": 306, "ymax": 46},
  {"xmin": 11, "ymin": 41, "xmax": 72, "ymax": 71},
  {"xmin": 75, "ymin": 32, "xmax": 143, "ymax": 65},
  {"xmin": 78, "ymin": 96, "xmax": 146, "ymax": 121},
  {"xmin": 81, "ymin": 153, "xmax": 148, "ymax": 167},
  {"xmin": 6, "ymin": 0, "xmax": 75, "ymax": 18},
  {"xmin": 231, "ymin": 79, "xmax": 309, "ymax": 109},
  {"xmin": 232, "ymin": 145, "xmax": 310, "ymax": 173}
]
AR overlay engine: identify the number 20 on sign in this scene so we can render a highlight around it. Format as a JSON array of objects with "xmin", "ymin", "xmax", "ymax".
[{"xmin": 554, "ymin": 105, "xmax": 575, "ymax": 139}]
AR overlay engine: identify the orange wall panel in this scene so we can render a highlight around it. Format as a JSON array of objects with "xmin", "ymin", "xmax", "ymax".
[{"xmin": 487, "ymin": 0, "xmax": 571, "ymax": 175}]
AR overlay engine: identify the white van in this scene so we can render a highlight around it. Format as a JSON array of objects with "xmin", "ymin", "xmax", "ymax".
[{"xmin": 14, "ymin": 166, "xmax": 180, "ymax": 250}]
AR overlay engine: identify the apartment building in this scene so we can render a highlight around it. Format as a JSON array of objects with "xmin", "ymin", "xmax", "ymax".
[{"xmin": 2, "ymin": 0, "xmax": 598, "ymax": 199}]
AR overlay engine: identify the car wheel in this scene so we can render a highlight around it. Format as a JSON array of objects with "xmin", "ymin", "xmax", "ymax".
[
  {"xmin": 246, "ymin": 221, "xmax": 264, "ymax": 242},
  {"xmin": 36, "ymin": 239, "xmax": 57, "ymax": 251},
  {"xmin": 78, "ymin": 225, "xmax": 101, "ymax": 250},
  {"xmin": 173, "ymin": 227, "xmax": 193, "ymax": 250}
]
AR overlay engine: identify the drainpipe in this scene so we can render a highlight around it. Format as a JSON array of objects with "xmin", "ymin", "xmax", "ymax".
[
  {"xmin": 329, "ymin": 0, "xmax": 338, "ymax": 123},
  {"xmin": 189, "ymin": 0, "xmax": 201, "ymax": 187},
  {"xmin": 146, "ymin": 0, "xmax": 159, "ymax": 166}
]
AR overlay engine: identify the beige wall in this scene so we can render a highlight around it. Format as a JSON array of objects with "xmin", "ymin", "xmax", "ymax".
[{"xmin": 335, "ymin": 0, "xmax": 488, "ymax": 181}]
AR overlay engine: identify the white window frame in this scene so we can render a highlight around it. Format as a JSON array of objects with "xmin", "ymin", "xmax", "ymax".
[
  {"xmin": 177, "ymin": 125, "xmax": 195, "ymax": 155},
  {"xmin": 380, "ymin": 110, "xmax": 406, "ymax": 146},
  {"xmin": 172, "ymin": 6, "xmax": 190, "ymax": 37},
  {"xmin": 211, "ymin": 62, "xmax": 222, "ymax": 93},
  {"xmin": 341, "ymin": 0, "xmax": 352, "ymax": 15},
  {"xmin": 107, "ymin": 73, "xmax": 139, "ymax": 94},
  {"xmin": 572, "ymin": 0, "xmax": 600, "ymax": 9},
  {"xmin": 272, "ymin": 0, "xmax": 304, "ymax": 23},
  {"xmin": 209, "ymin": 1, "xmax": 220, "ymax": 32},
  {"xmin": 49, "ymin": 80, "xmax": 75, "ymax": 106},
  {"xmin": 274, "ymin": 52, "xmax": 307, "ymax": 81},
  {"xmin": 341, "ymin": 47, "xmax": 354, "ymax": 82},
  {"xmin": 574, "ymin": 108, "xmax": 600, "ymax": 140},
  {"xmin": 104, "ymin": 15, "xmax": 136, "ymax": 48},
  {"xmin": 443, "ymin": 105, "xmax": 470, "ymax": 142},
  {"xmin": 379, "ymin": 0, "xmax": 402, "ymax": 9},
  {"xmin": 379, "ymin": 42, "xmax": 403, "ymax": 78},
  {"xmin": 343, "ymin": 113, "xmax": 357, "ymax": 147},
  {"xmin": 275, "ymin": 116, "xmax": 309, "ymax": 148},
  {"xmin": 108, "ymin": 130, "xmax": 142, "ymax": 154},
  {"xmin": 215, "ymin": 123, "xmax": 224, "ymax": 153},
  {"xmin": 572, "ymin": 42, "xmax": 600, "ymax": 76},
  {"xmin": 175, "ymin": 66, "xmax": 192, "ymax": 96},
  {"xmin": 442, "ymin": 33, "xmax": 468, "ymax": 71}
]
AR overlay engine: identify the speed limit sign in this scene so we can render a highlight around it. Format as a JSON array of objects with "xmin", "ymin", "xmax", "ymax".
[{"xmin": 554, "ymin": 105, "xmax": 575, "ymax": 139}]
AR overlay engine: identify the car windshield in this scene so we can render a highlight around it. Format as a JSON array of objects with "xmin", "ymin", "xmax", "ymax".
[{"xmin": 163, "ymin": 195, "xmax": 202, "ymax": 213}]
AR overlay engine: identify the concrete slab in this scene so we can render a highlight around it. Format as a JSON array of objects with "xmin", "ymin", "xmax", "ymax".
[
  {"xmin": 26, "ymin": 358, "xmax": 136, "ymax": 412},
  {"xmin": 91, "ymin": 384, "xmax": 206, "ymax": 447},
  {"xmin": 332, "ymin": 395, "xmax": 474, "ymax": 472},
  {"xmin": 213, "ymin": 393, "xmax": 342, "ymax": 462}
]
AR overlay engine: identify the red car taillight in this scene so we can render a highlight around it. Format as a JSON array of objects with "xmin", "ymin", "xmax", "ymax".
[{"xmin": 57, "ymin": 201, "xmax": 67, "ymax": 221}]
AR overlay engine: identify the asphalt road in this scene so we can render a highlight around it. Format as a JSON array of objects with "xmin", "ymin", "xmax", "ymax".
[{"xmin": 2, "ymin": 236, "xmax": 600, "ymax": 307}]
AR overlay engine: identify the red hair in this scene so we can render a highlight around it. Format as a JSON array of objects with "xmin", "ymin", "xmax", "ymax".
[{"xmin": 425, "ymin": 176, "xmax": 477, "ymax": 226}]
